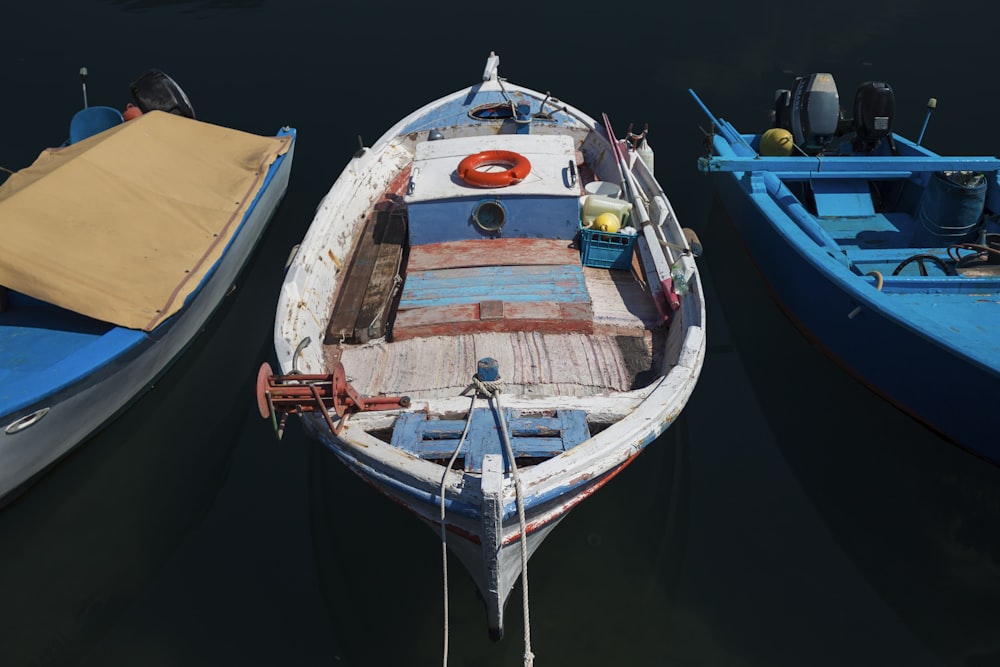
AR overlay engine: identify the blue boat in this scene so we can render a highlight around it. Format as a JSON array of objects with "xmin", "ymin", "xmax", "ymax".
[
  {"xmin": 258, "ymin": 52, "xmax": 706, "ymax": 646},
  {"xmin": 691, "ymin": 75, "xmax": 1000, "ymax": 463},
  {"xmin": 0, "ymin": 70, "xmax": 296, "ymax": 504}
]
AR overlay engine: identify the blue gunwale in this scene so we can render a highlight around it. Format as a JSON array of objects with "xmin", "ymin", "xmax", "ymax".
[
  {"xmin": 693, "ymin": 84, "xmax": 1000, "ymax": 457},
  {"xmin": 0, "ymin": 129, "xmax": 295, "ymax": 417},
  {"xmin": 700, "ymin": 152, "xmax": 1000, "ymax": 177}
]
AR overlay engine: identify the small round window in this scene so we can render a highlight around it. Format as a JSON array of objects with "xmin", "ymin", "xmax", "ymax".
[{"xmin": 473, "ymin": 200, "xmax": 506, "ymax": 233}]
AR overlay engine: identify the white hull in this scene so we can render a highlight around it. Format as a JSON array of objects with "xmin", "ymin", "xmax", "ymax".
[
  {"xmin": 0, "ymin": 140, "xmax": 294, "ymax": 502},
  {"xmin": 271, "ymin": 55, "xmax": 705, "ymax": 638}
]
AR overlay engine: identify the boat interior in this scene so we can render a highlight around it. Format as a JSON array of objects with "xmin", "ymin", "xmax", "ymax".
[
  {"xmin": 793, "ymin": 176, "xmax": 1000, "ymax": 279},
  {"xmin": 0, "ymin": 290, "xmax": 147, "ymax": 419},
  {"xmin": 319, "ymin": 132, "xmax": 666, "ymax": 424},
  {"xmin": 762, "ymin": 75, "xmax": 1000, "ymax": 280}
]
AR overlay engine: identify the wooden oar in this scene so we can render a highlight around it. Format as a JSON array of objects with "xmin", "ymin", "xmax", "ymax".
[{"xmin": 601, "ymin": 113, "xmax": 679, "ymax": 314}]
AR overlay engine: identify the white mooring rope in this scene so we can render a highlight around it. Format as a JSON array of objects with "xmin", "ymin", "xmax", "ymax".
[
  {"xmin": 441, "ymin": 374, "xmax": 535, "ymax": 667},
  {"xmin": 440, "ymin": 392, "xmax": 476, "ymax": 667},
  {"xmin": 492, "ymin": 388, "xmax": 535, "ymax": 666}
]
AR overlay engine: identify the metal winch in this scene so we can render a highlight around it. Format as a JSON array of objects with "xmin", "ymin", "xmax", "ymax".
[{"xmin": 256, "ymin": 361, "xmax": 410, "ymax": 438}]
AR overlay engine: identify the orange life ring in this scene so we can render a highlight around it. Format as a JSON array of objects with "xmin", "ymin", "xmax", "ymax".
[{"xmin": 457, "ymin": 150, "xmax": 531, "ymax": 188}]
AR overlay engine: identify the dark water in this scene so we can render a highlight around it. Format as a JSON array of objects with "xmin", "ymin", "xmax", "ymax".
[{"xmin": 3, "ymin": 1, "xmax": 1000, "ymax": 665}]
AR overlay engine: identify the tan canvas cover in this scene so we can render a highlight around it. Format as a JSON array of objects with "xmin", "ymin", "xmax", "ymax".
[{"xmin": 0, "ymin": 111, "xmax": 292, "ymax": 331}]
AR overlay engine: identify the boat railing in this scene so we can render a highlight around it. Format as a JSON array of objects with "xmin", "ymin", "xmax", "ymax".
[
  {"xmin": 689, "ymin": 90, "xmax": 1000, "ymax": 179},
  {"xmin": 699, "ymin": 154, "xmax": 1000, "ymax": 180},
  {"xmin": 753, "ymin": 171, "xmax": 852, "ymax": 268}
]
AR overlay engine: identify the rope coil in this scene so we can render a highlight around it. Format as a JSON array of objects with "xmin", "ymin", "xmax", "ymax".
[{"xmin": 472, "ymin": 375, "xmax": 504, "ymax": 396}]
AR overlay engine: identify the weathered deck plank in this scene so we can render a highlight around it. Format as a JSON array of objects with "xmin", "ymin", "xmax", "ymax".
[
  {"xmin": 400, "ymin": 264, "xmax": 588, "ymax": 307},
  {"xmin": 392, "ymin": 239, "xmax": 595, "ymax": 340},
  {"xmin": 326, "ymin": 226, "xmax": 663, "ymax": 396},
  {"xmin": 407, "ymin": 238, "xmax": 580, "ymax": 272},
  {"xmin": 391, "ymin": 301, "xmax": 594, "ymax": 340},
  {"xmin": 336, "ymin": 330, "xmax": 651, "ymax": 399},
  {"xmin": 582, "ymin": 266, "xmax": 661, "ymax": 333},
  {"xmin": 325, "ymin": 211, "xmax": 406, "ymax": 344}
]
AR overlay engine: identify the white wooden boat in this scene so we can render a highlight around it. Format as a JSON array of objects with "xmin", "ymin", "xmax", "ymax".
[
  {"xmin": 0, "ymin": 70, "xmax": 295, "ymax": 504},
  {"xmin": 259, "ymin": 53, "xmax": 705, "ymax": 643}
]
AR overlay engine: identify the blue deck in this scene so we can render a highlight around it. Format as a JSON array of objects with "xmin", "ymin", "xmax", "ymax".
[
  {"xmin": 0, "ymin": 295, "xmax": 145, "ymax": 415},
  {"xmin": 391, "ymin": 408, "xmax": 590, "ymax": 472},
  {"xmin": 817, "ymin": 211, "xmax": 907, "ymax": 242},
  {"xmin": 399, "ymin": 264, "xmax": 588, "ymax": 310},
  {"xmin": 396, "ymin": 88, "xmax": 584, "ymax": 138}
]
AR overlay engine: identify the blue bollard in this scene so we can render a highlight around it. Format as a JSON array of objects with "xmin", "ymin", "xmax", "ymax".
[{"xmin": 477, "ymin": 357, "xmax": 500, "ymax": 382}]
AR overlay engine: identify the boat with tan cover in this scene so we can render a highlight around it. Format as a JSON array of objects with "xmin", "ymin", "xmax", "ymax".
[{"xmin": 0, "ymin": 70, "xmax": 295, "ymax": 504}]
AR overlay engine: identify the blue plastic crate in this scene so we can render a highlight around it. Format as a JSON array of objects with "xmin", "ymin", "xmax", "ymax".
[{"xmin": 579, "ymin": 227, "xmax": 637, "ymax": 270}]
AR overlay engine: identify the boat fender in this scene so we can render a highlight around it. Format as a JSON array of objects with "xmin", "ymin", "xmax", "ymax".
[
  {"xmin": 123, "ymin": 103, "xmax": 143, "ymax": 121},
  {"xmin": 682, "ymin": 227, "xmax": 703, "ymax": 257},
  {"xmin": 458, "ymin": 150, "xmax": 531, "ymax": 188},
  {"xmin": 594, "ymin": 212, "xmax": 620, "ymax": 233},
  {"xmin": 759, "ymin": 128, "xmax": 793, "ymax": 156},
  {"xmin": 636, "ymin": 138, "xmax": 655, "ymax": 174}
]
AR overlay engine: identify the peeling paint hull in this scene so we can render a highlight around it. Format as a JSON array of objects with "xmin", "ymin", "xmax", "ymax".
[{"xmin": 273, "ymin": 55, "xmax": 706, "ymax": 637}]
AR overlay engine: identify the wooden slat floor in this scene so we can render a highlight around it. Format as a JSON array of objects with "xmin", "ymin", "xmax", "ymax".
[
  {"xmin": 334, "ymin": 264, "xmax": 660, "ymax": 398},
  {"xmin": 582, "ymin": 265, "xmax": 660, "ymax": 333},
  {"xmin": 337, "ymin": 330, "xmax": 646, "ymax": 398}
]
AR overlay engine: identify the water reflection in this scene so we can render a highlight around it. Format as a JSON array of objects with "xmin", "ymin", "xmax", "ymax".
[
  {"xmin": 0, "ymin": 198, "xmax": 296, "ymax": 665},
  {"xmin": 704, "ymin": 196, "xmax": 1000, "ymax": 665},
  {"xmin": 5, "ymin": 0, "xmax": 1000, "ymax": 663},
  {"xmin": 104, "ymin": 0, "xmax": 264, "ymax": 15},
  {"xmin": 0, "ymin": 305, "xmax": 247, "ymax": 665}
]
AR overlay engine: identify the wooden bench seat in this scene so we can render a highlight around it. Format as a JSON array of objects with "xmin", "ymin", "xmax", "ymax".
[
  {"xmin": 324, "ymin": 210, "xmax": 406, "ymax": 344},
  {"xmin": 390, "ymin": 238, "xmax": 593, "ymax": 341},
  {"xmin": 405, "ymin": 238, "xmax": 581, "ymax": 271}
]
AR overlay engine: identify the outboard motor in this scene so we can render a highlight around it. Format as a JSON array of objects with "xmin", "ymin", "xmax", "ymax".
[
  {"xmin": 853, "ymin": 81, "xmax": 896, "ymax": 153},
  {"xmin": 790, "ymin": 73, "xmax": 840, "ymax": 154},
  {"xmin": 772, "ymin": 88, "xmax": 792, "ymax": 132},
  {"xmin": 129, "ymin": 70, "xmax": 196, "ymax": 119}
]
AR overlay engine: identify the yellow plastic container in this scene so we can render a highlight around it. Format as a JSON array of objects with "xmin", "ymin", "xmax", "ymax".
[{"xmin": 580, "ymin": 194, "xmax": 632, "ymax": 229}]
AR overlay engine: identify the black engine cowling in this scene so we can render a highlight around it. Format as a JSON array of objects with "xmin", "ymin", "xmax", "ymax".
[
  {"xmin": 129, "ymin": 70, "xmax": 195, "ymax": 119},
  {"xmin": 852, "ymin": 81, "xmax": 895, "ymax": 152}
]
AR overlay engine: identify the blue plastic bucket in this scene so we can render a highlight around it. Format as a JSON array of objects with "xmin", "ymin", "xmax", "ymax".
[{"xmin": 912, "ymin": 171, "xmax": 986, "ymax": 246}]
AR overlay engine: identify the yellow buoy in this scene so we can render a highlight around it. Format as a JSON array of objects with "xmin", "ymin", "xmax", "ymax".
[
  {"xmin": 594, "ymin": 212, "xmax": 620, "ymax": 233},
  {"xmin": 760, "ymin": 128, "xmax": 794, "ymax": 156}
]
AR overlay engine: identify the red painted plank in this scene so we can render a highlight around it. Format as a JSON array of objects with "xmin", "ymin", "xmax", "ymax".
[
  {"xmin": 391, "ymin": 301, "xmax": 593, "ymax": 341},
  {"xmin": 407, "ymin": 238, "xmax": 580, "ymax": 272}
]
